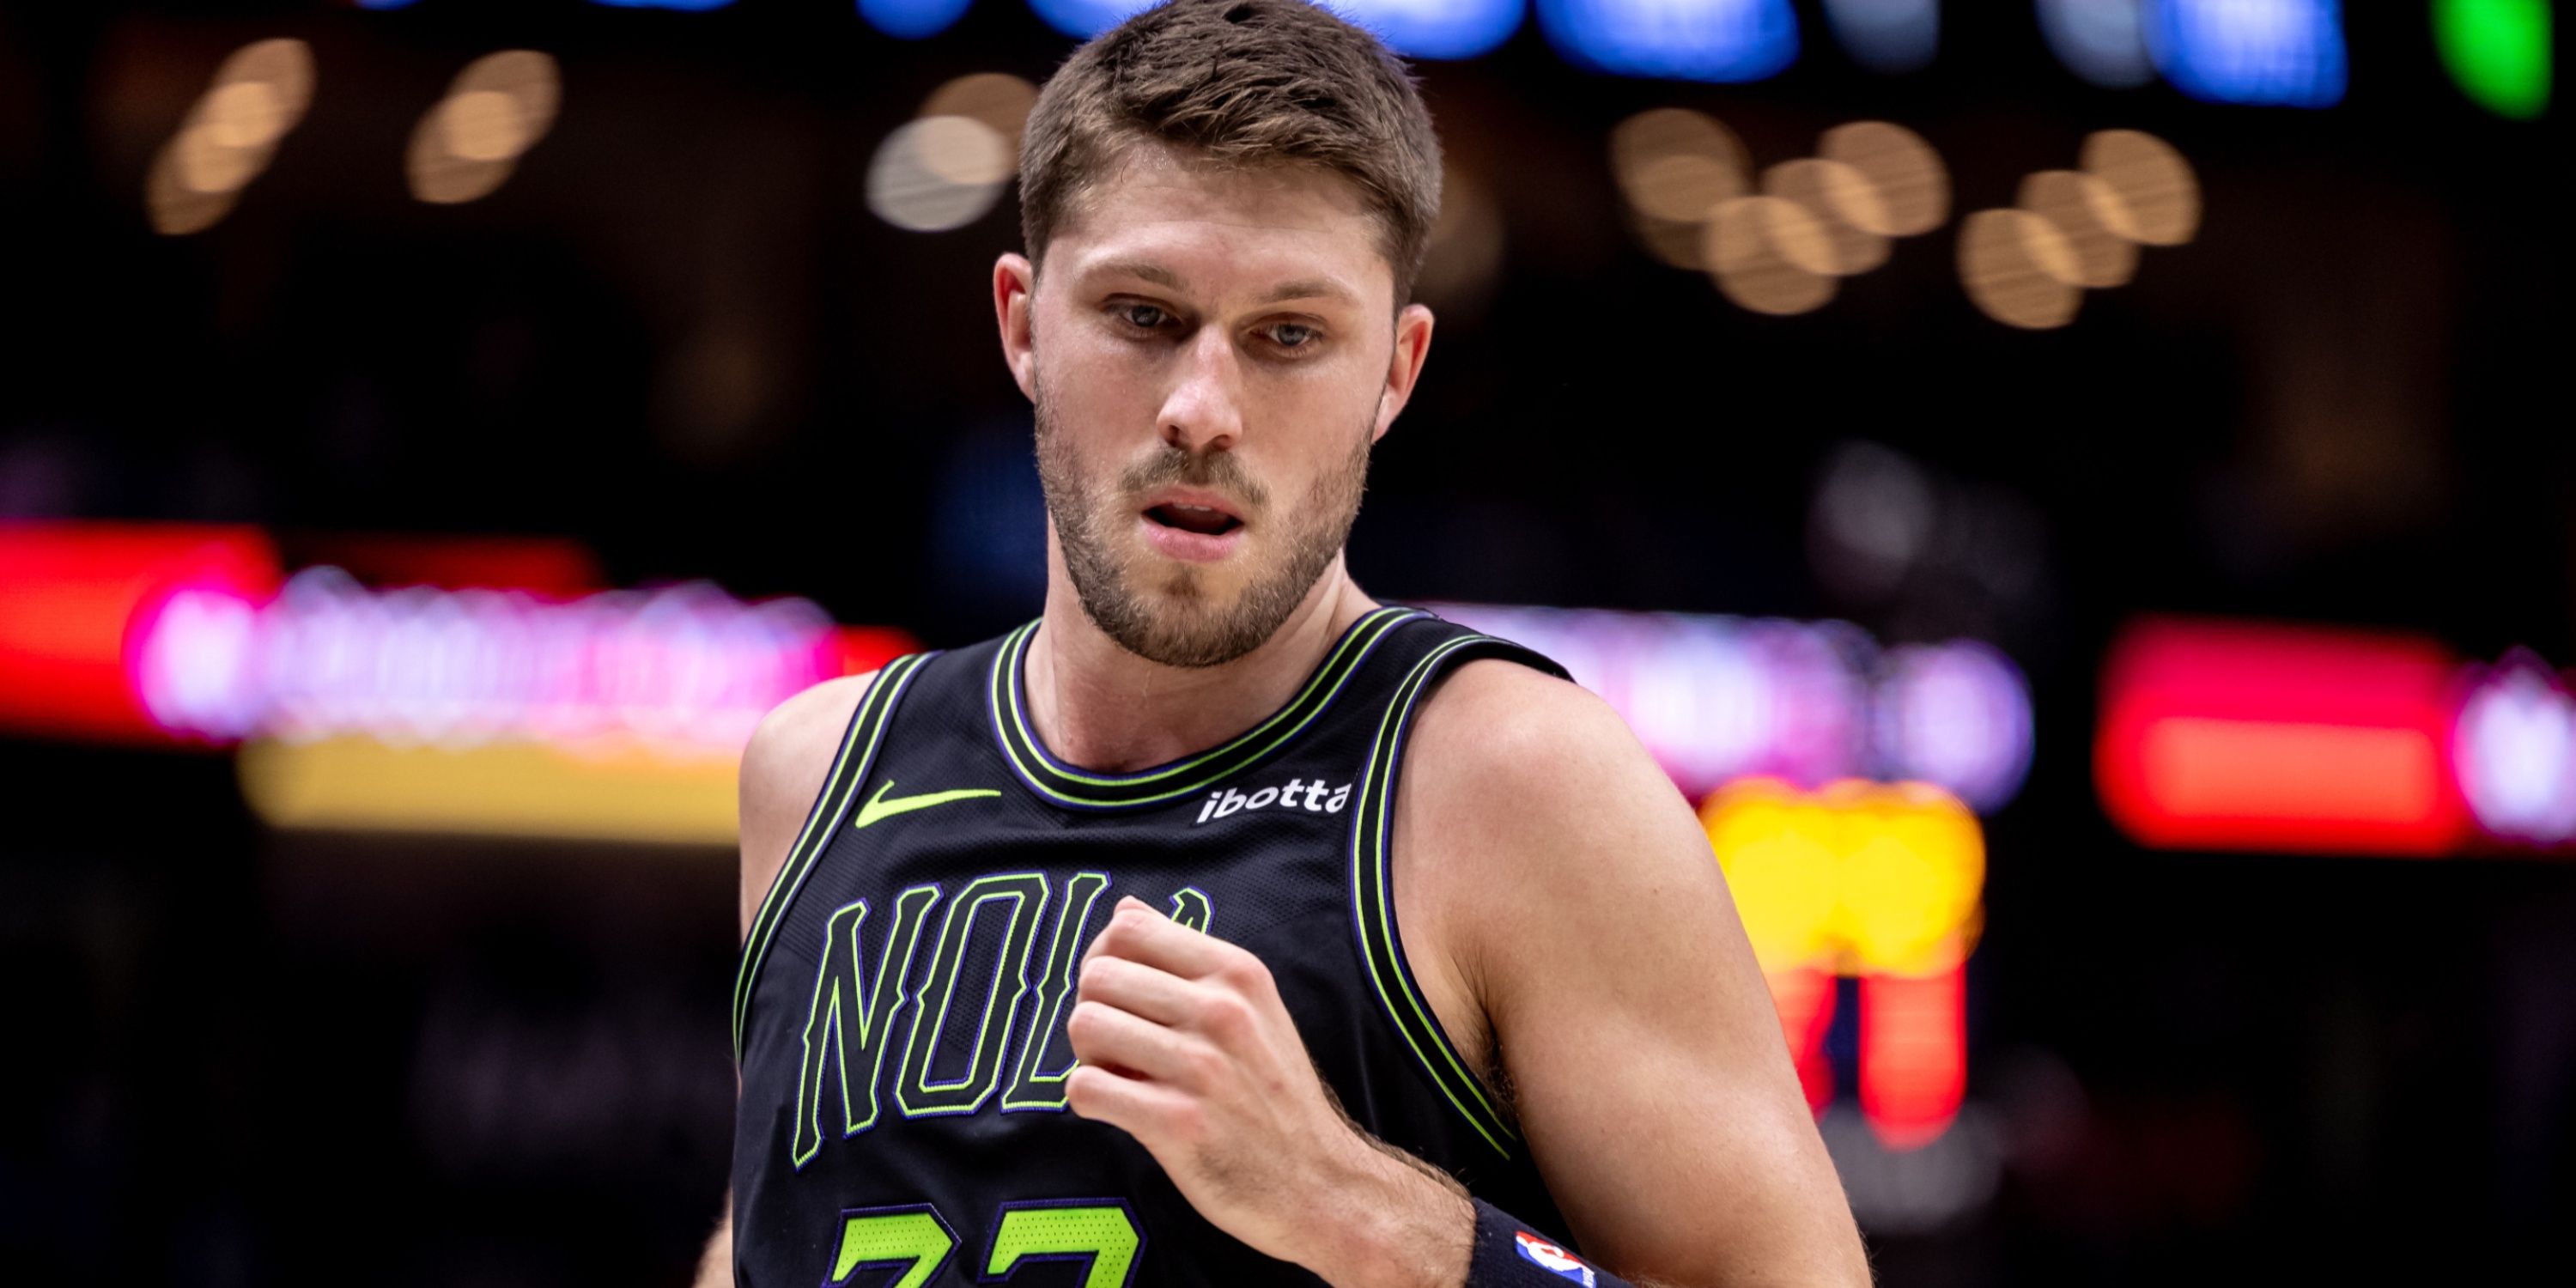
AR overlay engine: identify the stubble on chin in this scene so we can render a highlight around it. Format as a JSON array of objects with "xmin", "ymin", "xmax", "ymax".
[{"xmin": 1032, "ymin": 394, "xmax": 1370, "ymax": 670}]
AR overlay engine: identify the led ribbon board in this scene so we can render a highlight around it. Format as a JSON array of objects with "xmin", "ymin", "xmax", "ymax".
[
  {"xmin": 0, "ymin": 523, "xmax": 914, "ymax": 844},
  {"xmin": 197, "ymin": 570, "xmax": 911, "ymax": 842}
]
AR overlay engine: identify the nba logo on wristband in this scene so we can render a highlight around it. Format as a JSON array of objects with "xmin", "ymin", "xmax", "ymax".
[{"xmin": 1513, "ymin": 1230, "xmax": 1598, "ymax": 1286}]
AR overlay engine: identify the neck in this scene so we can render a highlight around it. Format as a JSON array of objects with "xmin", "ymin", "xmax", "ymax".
[{"xmin": 1024, "ymin": 558, "xmax": 1379, "ymax": 774}]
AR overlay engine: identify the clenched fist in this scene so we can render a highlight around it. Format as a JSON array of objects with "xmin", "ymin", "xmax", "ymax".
[{"xmin": 1066, "ymin": 897, "xmax": 1471, "ymax": 1288}]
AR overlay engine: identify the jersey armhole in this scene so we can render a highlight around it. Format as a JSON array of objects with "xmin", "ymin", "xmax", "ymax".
[
  {"xmin": 1346, "ymin": 635, "xmax": 1568, "ymax": 1159},
  {"xmin": 731, "ymin": 652, "xmax": 937, "ymax": 1062}
]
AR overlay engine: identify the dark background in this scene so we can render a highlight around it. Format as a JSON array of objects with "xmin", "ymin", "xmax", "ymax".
[{"xmin": 0, "ymin": 1, "xmax": 2567, "ymax": 1283}]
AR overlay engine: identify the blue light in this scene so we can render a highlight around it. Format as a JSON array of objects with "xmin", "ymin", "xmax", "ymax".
[
  {"xmin": 1537, "ymin": 0, "xmax": 1799, "ymax": 83},
  {"xmin": 358, "ymin": 0, "xmax": 422, "ymax": 9},
  {"xmin": 2036, "ymin": 0, "xmax": 2155, "ymax": 88},
  {"xmin": 1823, "ymin": 0, "xmax": 1936, "ymax": 74},
  {"xmin": 1029, "ymin": 0, "xmax": 1161, "ymax": 38},
  {"xmin": 862, "ymin": 0, "xmax": 975, "ymax": 38},
  {"xmin": 1028, "ymin": 0, "xmax": 1520, "ymax": 55},
  {"xmin": 1334, "ymin": 0, "xmax": 1526, "ymax": 58},
  {"xmin": 2146, "ymin": 0, "xmax": 2347, "ymax": 106}
]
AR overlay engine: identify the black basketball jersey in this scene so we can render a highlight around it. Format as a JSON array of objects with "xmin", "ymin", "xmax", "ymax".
[{"xmin": 730, "ymin": 606, "xmax": 1576, "ymax": 1286}]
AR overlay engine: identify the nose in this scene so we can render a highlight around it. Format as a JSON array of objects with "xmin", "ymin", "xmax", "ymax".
[{"xmin": 1155, "ymin": 325, "xmax": 1243, "ymax": 455}]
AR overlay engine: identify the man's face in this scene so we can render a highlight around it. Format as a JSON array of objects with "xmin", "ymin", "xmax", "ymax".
[{"xmin": 998, "ymin": 141, "xmax": 1432, "ymax": 668}]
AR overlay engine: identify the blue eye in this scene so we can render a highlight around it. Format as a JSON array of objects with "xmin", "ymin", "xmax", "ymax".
[
  {"xmin": 1268, "ymin": 323, "xmax": 1316, "ymax": 349},
  {"xmin": 1118, "ymin": 303, "xmax": 1169, "ymax": 330}
]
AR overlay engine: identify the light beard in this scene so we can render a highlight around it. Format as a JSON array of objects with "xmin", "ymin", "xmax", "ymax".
[{"xmin": 1034, "ymin": 397, "xmax": 1371, "ymax": 670}]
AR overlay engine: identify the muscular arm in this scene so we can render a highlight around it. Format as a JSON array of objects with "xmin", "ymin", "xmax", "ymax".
[
  {"xmin": 694, "ymin": 673, "xmax": 877, "ymax": 1288},
  {"xmin": 1394, "ymin": 661, "xmax": 1868, "ymax": 1287},
  {"xmin": 1065, "ymin": 658, "xmax": 1866, "ymax": 1288}
]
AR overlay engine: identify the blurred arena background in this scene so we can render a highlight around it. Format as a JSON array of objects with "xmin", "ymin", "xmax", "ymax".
[{"xmin": 0, "ymin": 0, "xmax": 2564, "ymax": 1283}]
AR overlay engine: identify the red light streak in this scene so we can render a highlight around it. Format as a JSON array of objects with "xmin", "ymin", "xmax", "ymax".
[
  {"xmin": 0, "ymin": 524, "xmax": 279, "ymax": 743},
  {"xmin": 1765, "ymin": 967, "xmax": 1838, "ymax": 1114},
  {"xmin": 1857, "ymin": 964, "xmax": 1965, "ymax": 1151},
  {"xmin": 2096, "ymin": 618, "xmax": 2470, "ymax": 855},
  {"xmin": 292, "ymin": 533, "xmax": 603, "ymax": 596}
]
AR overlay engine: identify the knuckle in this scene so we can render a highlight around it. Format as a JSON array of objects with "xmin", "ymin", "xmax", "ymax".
[
  {"xmin": 1064, "ymin": 1066, "xmax": 1104, "ymax": 1114},
  {"xmin": 1200, "ymin": 992, "xmax": 1253, "ymax": 1039},
  {"xmin": 1219, "ymin": 951, "xmax": 1271, "ymax": 993},
  {"xmin": 1066, "ymin": 1000, "xmax": 1109, "ymax": 1049},
  {"xmin": 1102, "ymin": 910, "xmax": 1152, "ymax": 951},
  {"xmin": 1186, "ymin": 1045, "xmax": 1228, "ymax": 1090}
]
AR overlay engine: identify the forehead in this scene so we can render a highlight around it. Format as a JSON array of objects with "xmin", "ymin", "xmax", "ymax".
[{"xmin": 1045, "ymin": 141, "xmax": 1394, "ymax": 308}]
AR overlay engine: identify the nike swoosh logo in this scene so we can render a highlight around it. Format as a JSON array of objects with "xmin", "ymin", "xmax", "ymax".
[{"xmin": 853, "ymin": 781, "xmax": 1002, "ymax": 830}]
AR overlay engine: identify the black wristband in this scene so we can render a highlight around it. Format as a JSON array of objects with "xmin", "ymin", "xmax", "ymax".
[{"xmin": 1465, "ymin": 1198, "xmax": 1631, "ymax": 1288}]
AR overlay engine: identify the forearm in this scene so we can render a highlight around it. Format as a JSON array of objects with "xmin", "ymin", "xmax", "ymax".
[
  {"xmin": 690, "ymin": 1194, "xmax": 732, "ymax": 1288},
  {"xmin": 1303, "ymin": 1129, "xmax": 1473, "ymax": 1288},
  {"xmin": 1313, "ymin": 1138, "xmax": 1693, "ymax": 1288}
]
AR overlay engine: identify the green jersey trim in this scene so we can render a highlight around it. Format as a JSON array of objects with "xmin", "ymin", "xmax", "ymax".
[
  {"xmin": 987, "ymin": 606, "xmax": 1420, "ymax": 811},
  {"xmin": 1350, "ymin": 633, "xmax": 1529, "ymax": 1158},
  {"xmin": 734, "ymin": 652, "xmax": 932, "ymax": 1062}
]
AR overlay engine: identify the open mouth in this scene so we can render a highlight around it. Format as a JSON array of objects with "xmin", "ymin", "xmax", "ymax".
[{"xmin": 1144, "ymin": 503, "xmax": 1242, "ymax": 538}]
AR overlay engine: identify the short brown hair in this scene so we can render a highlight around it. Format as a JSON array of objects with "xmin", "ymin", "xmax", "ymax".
[{"xmin": 1018, "ymin": 0, "xmax": 1443, "ymax": 302}]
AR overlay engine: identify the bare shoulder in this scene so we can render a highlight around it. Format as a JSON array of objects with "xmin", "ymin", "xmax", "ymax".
[
  {"xmin": 1397, "ymin": 655, "xmax": 1726, "ymax": 976},
  {"xmin": 1402, "ymin": 657, "xmax": 1687, "ymax": 846},
  {"xmin": 736, "ymin": 671, "xmax": 876, "ymax": 939}
]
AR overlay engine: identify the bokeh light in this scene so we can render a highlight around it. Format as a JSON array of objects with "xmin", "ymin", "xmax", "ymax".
[
  {"xmin": 2147, "ymin": 0, "xmax": 2347, "ymax": 108},
  {"xmin": 2080, "ymin": 128, "xmax": 2199, "ymax": 246},
  {"xmin": 1822, "ymin": 0, "xmax": 1939, "ymax": 75},
  {"xmin": 1816, "ymin": 120, "xmax": 1948, "ymax": 237},
  {"xmin": 919, "ymin": 72, "xmax": 1038, "ymax": 154},
  {"xmin": 2015, "ymin": 168, "xmax": 2137, "ymax": 288},
  {"xmin": 2455, "ymin": 654, "xmax": 2576, "ymax": 845},
  {"xmin": 1435, "ymin": 602, "xmax": 2032, "ymax": 811},
  {"xmin": 1417, "ymin": 163, "xmax": 1506, "ymax": 309},
  {"xmin": 1703, "ymin": 776, "xmax": 1988, "ymax": 978},
  {"xmin": 407, "ymin": 51, "xmax": 561, "ymax": 205},
  {"xmin": 1610, "ymin": 107, "xmax": 1749, "ymax": 223},
  {"xmin": 2037, "ymin": 0, "xmax": 2155, "ymax": 88},
  {"xmin": 860, "ymin": 0, "xmax": 975, "ymax": 40},
  {"xmin": 868, "ymin": 115, "xmax": 1012, "ymax": 233},
  {"xmin": 1959, "ymin": 208, "xmax": 2081, "ymax": 329},
  {"xmin": 1764, "ymin": 158, "xmax": 1891, "ymax": 276},
  {"xmin": 1540, "ymin": 0, "xmax": 1802, "ymax": 83},
  {"xmin": 1709, "ymin": 195, "xmax": 1837, "ymax": 314},
  {"xmin": 144, "ymin": 38, "xmax": 314, "ymax": 236},
  {"xmin": 1875, "ymin": 641, "xmax": 2037, "ymax": 811},
  {"xmin": 1703, "ymin": 778, "xmax": 1984, "ymax": 1148},
  {"xmin": 1334, "ymin": 0, "xmax": 1528, "ymax": 60},
  {"xmin": 2433, "ymin": 0, "xmax": 2551, "ymax": 119}
]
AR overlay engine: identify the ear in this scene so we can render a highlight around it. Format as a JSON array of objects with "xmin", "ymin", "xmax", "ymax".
[
  {"xmin": 994, "ymin": 252, "xmax": 1038, "ymax": 401},
  {"xmin": 1370, "ymin": 302, "xmax": 1437, "ymax": 444}
]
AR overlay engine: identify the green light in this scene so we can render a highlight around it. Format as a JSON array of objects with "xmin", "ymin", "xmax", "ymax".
[{"xmin": 2434, "ymin": 0, "xmax": 2552, "ymax": 118}]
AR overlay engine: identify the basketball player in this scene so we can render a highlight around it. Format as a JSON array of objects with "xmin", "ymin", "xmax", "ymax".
[{"xmin": 707, "ymin": 2, "xmax": 1868, "ymax": 1284}]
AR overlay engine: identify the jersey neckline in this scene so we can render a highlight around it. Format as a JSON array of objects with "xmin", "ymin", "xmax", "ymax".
[{"xmin": 986, "ymin": 605, "xmax": 1423, "ymax": 811}]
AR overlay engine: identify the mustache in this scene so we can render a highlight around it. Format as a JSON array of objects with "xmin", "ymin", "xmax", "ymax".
[{"xmin": 1119, "ymin": 444, "xmax": 1270, "ymax": 511}]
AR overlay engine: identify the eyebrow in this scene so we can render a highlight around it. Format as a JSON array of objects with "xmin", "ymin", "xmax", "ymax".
[
  {"xmin": 1255, "ymin": 278, "xmax": 1357, "ymax": 307},
  {"xmin": 1088, "ymin": 259, "xmax": 1358, "ymax": 308}
]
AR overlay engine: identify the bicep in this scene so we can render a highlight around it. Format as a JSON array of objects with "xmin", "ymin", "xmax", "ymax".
[
  {"xmin": 1434, "ymin": 688, "xmax": 1863, "ymax": 1285},
  {"xmin": 1498, "ymin": 845, "xmax": 1853, "ymax": 1285}
]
